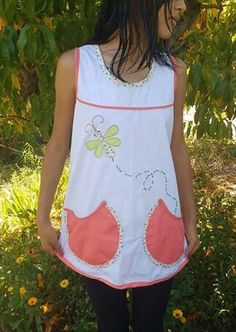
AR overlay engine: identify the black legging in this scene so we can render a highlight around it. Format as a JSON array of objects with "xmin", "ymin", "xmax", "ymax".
[{"xmin": 81, "ymin": 275, "xmax": 174, "ymax": 332}]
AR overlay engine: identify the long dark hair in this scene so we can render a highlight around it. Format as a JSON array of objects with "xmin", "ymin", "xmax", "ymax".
[{"xmin": 82, "ymin": 0, "xmax": 174, "ymax": 83}]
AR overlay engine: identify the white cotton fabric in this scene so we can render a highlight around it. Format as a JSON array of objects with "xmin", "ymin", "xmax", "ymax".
[{"xmin": 57, "ymin": 45, "xmax": 189, "ymax": 289}]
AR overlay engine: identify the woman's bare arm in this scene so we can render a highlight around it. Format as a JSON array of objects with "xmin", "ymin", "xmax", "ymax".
[
  {"xmin": 170, "ymin": 58, "xmax": 200, "ymax": 258},
  {"xmin": 36, "ymin": 49, "xmax": 76, "ymax": 255}
]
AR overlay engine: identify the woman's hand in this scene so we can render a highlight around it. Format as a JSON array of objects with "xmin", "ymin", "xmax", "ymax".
[
  {"xmin": 184, "ymin": 223, "xmax": 200, "ymax": 259},
  {"xmin": 37, "ymin": 221, "xmax": 64, "ymax": 257}
]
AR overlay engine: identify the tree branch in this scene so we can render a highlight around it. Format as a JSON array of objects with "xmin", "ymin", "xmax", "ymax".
[
  {"xmin": 201, "ymin": 4, "xmax": 223, "ymax": 9},
  {"xmin": 169, "ymin": 0, "xmax": 201, "ymax": 48}
]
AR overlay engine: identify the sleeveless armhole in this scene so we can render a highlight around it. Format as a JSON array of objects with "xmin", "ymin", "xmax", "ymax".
[
  {"xmin": 74, "ymin": 47, "xmax": 80, "ymax": 100},
  {"xmin": 169, "ymin": 55, "xmax": 177, "ymax": 96}
]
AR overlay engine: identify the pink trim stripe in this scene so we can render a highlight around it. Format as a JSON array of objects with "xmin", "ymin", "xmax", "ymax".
[
  {"xmin": 76, "ymin": 97, "xmax": 174, "ymax": 111},
  {"xmin": 174, "ymin": 70, "xmax": 177, "ymax": 94},
  {"xmin": 74, "ymin": 47, "xmax": 80, "ymax": 99},
  {"xmin": 55, "ymin": 252, "xmax": 189, "ymax": 290},
  {"xmin": 170, "ymin": 54, "xmax": 177, "ymax": 94}
]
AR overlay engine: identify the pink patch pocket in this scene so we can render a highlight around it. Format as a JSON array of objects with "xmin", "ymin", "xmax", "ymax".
[
  {"xmin": 65, "ymin": 201, "xmax": 121, "ymax": 266},
  {"xmin": 144, "ymin": 199, "xmax": 185, "ymax": 265}
]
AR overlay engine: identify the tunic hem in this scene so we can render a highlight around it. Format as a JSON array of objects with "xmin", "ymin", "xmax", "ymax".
[{"xmin": 55, "ymin": 252, "xmax": 190, "ymax": 289}]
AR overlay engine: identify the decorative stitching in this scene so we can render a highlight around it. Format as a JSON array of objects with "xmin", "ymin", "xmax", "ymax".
[
  {"xmin": 143, "ymin": 199, "xmax": 185, "ymax": 267},
  {"xmin": 75, "ymin": 45, "xmax": 174, "ymax": 110},
  {"xmin": 112, "ymin": 164, "xmax": 178, "ymax": 213},
  {"xmin": 85, "ymin": 115, "xmax": 122, "ymax": 159},
  {"xmin": 94, "ymin": 44, "xmax": 157, "ymax": 88},
  {"xmin": 85, "ymin": 116, "xmax": 178, "ymax": 214},
  {"xmin": 64, "ymin": 203, "xmax": 124, "ymax": 269}
]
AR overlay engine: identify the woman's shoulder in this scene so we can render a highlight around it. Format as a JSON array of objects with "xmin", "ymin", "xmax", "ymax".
[
  {"xmin": 57, "ymin": 48, "xmax": 75, "ymax": 70},
  {"xmin": 170, "ymin": 55, "xmax": 187, "ymax": 75},
  {"xmin": 57, "ymin": 44, "xmax": 93, "ymax": 65}
]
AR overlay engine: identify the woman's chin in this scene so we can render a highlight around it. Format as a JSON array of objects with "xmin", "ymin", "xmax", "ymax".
[
  {"xmin": 158, "ymin": 27, "xmax": 173, "ymax": 40},
  {"xmin": 159, "ymin": 32, "xmax": 172, "ymax": 40}
]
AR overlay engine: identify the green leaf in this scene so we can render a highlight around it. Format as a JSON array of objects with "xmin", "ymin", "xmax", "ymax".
[
  {"xmin": 4, "ymin": 37, "xmax": 16, "ymax": 59},
  {"xmin": 189, "ymin": 62, "xmax": 202, "ymax": 89},
  {"xmin": 209, "ymin": 117, "xmax": 219, "ymax": 137},
  {"xmin": 194, "ymin": 105, "xmax": 206, "ymax": 125},
  {"xmin": 11, "ymin": 317, "xmax": 25, "ymax": 329},
  {"xmin": 16, "ymin": 23, "xmax": 33, "ymax": 57},
  {"xmin": 196, "ymin": 125, "xmax": 205, "ymax": 139},
  {"xmin": 31, "ymin": 94, "xmax": 41, "ymax": 121},
  {"xmin": 39, "ymin": 25, "xmax": 57, "ymax": 62},
  {"xmin": 0, "ymin": 38, "xmax": 10, "ymax": 64},
  {"xmin": 186, "ymin": 87, "xmax": 196, "ymax": 106},
  {"xmin": 218, "ymin": 121, "xmax": 227, "ymax": 139},
  {"xmin": 3, "ymin": 25, "xmax": 15, "ymax": 39},
  {"xmin": 55, "ymin": 18, "xmax": 84, "ymax": 51},
  {"xmin": 35, "ymin": 0, "xmax": 48, "ymax": 14}
]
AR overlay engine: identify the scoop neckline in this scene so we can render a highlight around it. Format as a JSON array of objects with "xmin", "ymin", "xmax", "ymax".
[{"xmin": 94, "ymin": 44, "xmax": 157, "ymax": 87}]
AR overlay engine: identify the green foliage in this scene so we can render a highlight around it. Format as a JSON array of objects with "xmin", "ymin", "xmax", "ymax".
[
  {"xmin": 0, "ymin": 229, "xmax": 97, "ymax": 332},
  {"xmin": 0, "ymin": 0, "xmax": 235, "ymax": 146},
  {"xmin": 182, "ymin": 1, "xmax": 236, "ymax": 139},
  {"xmin": 0, "ymin": 144, "xmax": 97, "ymax": 332},
  {"xmin": 0, "ymin": 0, "xmax": 98, "ymax": 146},
  {"xmin": 0, "ymin": 139, "xmax": 235, "ymax": 331}
]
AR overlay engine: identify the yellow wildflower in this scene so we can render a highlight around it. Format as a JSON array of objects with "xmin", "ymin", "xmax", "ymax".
[
  {"xmin": 16, "ymin": 256, "xmax": 24, "ymax": 264},
  {"xmin": 43, "ymin": 17, "xmax": 53, "ymax": 28},
  {"xmin": 4, "ymin": 246, "xmax": 11, "ymax": 252},
  {"xmin": 19, "ymin": 287, "xmax": 26, "ymax": 297},
  {"xmin": 7, "ymin": 286, "xmax": 14, "ymax": 293},
  {"xmin": 205, "ymin": 246, "xmax": 213, "ymax": 256},
  {"xmin": 60, "ymin": 279, "xmax": 69, "ymax": 288},
  {"xmin": 38, "ymin": 280, "xmax": 45, "ymax": 288},
  {"xmin": 37, "ymin": 273, "xmax": 43, "ymax": 280},
  {"xmin": 2, "ymin": 96, "xmax": 9, "ymax": 103},
  {"xmin": 40, "ymin": 302, "xmax": 49, "ymax": 314},
  {"xmin": 27, "ymin": 296, "xmax": 38, "ymax": 306},
  {"xmin": 180, "ymin": 316, "xmax": 187, "ymax": 323},
  {"xmin": 206, "ymin": 223, "xmax": 213, "ymax": 229},
  {"xmin": 173, "ymin": 309, "xmax": 183, "ymax": 319},
  {"xmin": 14, "ymin": 23, "xmax": 23, "ymax": 30},
  {"xmin": 11, "ymin": 72, "xmax": 21, "ymax": 90},
  {"xmin": 0, "ymin": 18, "xmax": 6, "ymax": 30},
  {"xmin": 40, "ymin": 301, "xmax": 53, "ymax": 314},
  {"xmin": 37, "ymin": 273, "xmax": 45, "ymax": 288},
  {"xmin": 217, "ymin": 225, "xmax": 223, "ymax": 230}
]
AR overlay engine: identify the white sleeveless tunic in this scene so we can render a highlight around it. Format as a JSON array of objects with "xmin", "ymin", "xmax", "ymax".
[{"xmin": 56, "ymin": 44, "xmax": 189, "ymax": 289}]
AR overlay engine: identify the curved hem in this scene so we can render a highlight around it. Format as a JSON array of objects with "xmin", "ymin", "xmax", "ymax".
[{"xmin": 55, "ymin": 252, "xmax": 190, "ymax": 289}]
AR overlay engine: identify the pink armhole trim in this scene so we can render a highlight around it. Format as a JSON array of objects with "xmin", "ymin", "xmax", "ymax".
[
  {"xmin": 55, "ymin": 252, "xmax": 189, "ymax": 290},
  {"xmin": 74, "ymin": 47, "xmax": 80, "ymax": 99},
  {"xmin": 170, "ymin": 55, "xmax": 177, "ymax": 95}
]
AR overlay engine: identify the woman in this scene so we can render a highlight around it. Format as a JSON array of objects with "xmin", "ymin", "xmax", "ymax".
[{"xmin": 36, "ymin": 0, "xmax": 200, "ymax": 331}]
